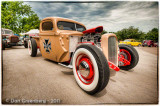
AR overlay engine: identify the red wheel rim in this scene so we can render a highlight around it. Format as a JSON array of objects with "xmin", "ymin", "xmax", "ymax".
[
  {"xmin": 75, "ymin": 54, "xmax": 94, "ymax": 85},
  {"xmin": 120, "ymin": 49, "xmax": 131, "ymax": 62}
]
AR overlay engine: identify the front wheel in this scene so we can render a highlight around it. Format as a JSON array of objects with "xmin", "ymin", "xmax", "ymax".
[
  {"xmin": 119, "ymin": 44, "xmax": 139, "ymax": 70},
  {"xmin": 72, "ymin": 44, "xmax": 110, "ymax": 95}
]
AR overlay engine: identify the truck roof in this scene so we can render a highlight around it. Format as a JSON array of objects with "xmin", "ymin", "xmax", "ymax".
[
  {"xmin": 41, "ymin": 17, "xmax": 86, "ymax": 28},
  {"xmin": 2, "ymin": 28, "xmax": 13, "ymax": 32}
]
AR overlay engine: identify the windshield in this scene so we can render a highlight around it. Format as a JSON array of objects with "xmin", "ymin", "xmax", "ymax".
[
  {"xmin": 124, "ymin": 39, "xmax": 130, "ymax": 42},
  {"xmin": 57, "ymin": 21, "xmax": 86, "ymax": 32},
  {"xmin": 4, "ymin": 30, "xmax": 13, "ymax": 35}
]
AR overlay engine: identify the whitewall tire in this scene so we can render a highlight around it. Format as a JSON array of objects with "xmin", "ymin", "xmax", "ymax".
[{"xmin": 72, "ymin": 44, "xmax": 110, "ymax": 95}]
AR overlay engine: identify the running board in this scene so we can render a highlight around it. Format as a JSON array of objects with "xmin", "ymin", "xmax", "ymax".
[{"xmin": 58, "ymin": 63, "xmax": 73, "ymax": 69}]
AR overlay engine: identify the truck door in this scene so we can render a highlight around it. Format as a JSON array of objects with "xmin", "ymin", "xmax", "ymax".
[{"xmin": 39, "ymin": 19, "xmax": 69, "ymax": 62}]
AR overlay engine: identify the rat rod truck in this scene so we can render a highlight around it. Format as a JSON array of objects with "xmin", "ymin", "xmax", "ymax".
[
  {"xmin": 2, "ymin": 28, "xmax": 19, "ymax": 50},
  {"xmin": 28, "ymin": 17, "xmax": 139, "ymax": 95}
]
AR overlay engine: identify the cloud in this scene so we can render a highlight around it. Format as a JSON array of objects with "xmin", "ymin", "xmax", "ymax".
[{"xmin": 24, "ymin": 1, "xmax": 158, "ymax": 32}]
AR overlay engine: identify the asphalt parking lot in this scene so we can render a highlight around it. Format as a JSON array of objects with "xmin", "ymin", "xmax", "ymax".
[{"xmin": 2, "ymin": 46, "xmax": 158, "ymax": 104}]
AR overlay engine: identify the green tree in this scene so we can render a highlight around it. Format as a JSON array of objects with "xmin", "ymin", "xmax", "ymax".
[
  {"xmin": 101, "ymin": 30, "xmax": 107, "ymax": 35},
  {"xmin": 1, "ymin": 1, "xmax": 40, "ymax": 34},
  {"xmin": 115, "ymin": 26, "xmax": 145, "ymax": 41},
  {"xmin": 145, "ymin": 28, "xmax": 158, "ymax": 42}
]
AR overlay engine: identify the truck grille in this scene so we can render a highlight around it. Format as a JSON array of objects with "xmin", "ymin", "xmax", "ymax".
[
  {"xmin": 108, "ymin": 36, "xmax": 117, "ymax": 65},
  {"xmin": 10, "ymin": 37, "xmax": 19, "ymax": 43}
]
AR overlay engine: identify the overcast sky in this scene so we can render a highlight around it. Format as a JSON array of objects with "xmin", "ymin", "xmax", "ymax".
[{"xmin": 24, "ymin": 1, "xmax": 159, "ymax": 32}]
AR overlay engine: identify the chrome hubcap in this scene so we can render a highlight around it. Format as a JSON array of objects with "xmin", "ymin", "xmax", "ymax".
[
  {"xmin": 76, "ymin": 54, "xmax": 94, "ymax": 84},
  {"xmin": 78, "ymin": 61, "xmax": 90, "ymax": 78}
]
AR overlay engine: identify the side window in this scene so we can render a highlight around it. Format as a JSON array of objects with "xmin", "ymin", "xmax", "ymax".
[
  {"xmin": 76, "ymin": 24, "xmax": 86, "ymax": 32},
  {"xmin": 42, "ymin": 21, "xmax": 53, "ymax": 31}
]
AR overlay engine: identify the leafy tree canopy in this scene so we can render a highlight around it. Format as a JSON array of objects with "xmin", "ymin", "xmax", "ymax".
[
  {"xmin": 115, "ymin": 26, "xmax": 145, "ymax": 41},
  {"xmin": 145, "ymin": 28, "xmax": 158, "ymax": 42},
  {"xmin": 102, "ymin": 26, "xmax": 158, "ymax": 42},
  {"xmin": 1, "ymin": 1, "xmax": 40, "ymax": 34}
]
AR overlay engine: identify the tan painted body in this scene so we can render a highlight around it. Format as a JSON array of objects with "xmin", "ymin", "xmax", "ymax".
[
  {"xmin": 101, "ymin": 33, "xmax": 118, "ymax": 66},
  {"xmin": 33, "ymin": 17, "xmax": 118, "ymax": 65},
  {"xmin": 33, "ymin": 17, "xmax": 85, "ymax": 62}
]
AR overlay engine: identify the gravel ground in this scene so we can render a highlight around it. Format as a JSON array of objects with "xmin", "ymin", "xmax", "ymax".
[{"xmin": 2, "ymin": 46, "xmax": 158, "ymax": 104}]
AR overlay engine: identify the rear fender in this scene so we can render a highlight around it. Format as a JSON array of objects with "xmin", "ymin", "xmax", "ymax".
[{"xmin": 32, "ymin": 36, "xmax": 40, "ymax": 48}]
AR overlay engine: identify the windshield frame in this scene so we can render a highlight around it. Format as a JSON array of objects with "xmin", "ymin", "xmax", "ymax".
[
  {"xmin": 4, "ymin": 30, "xmax": 13, "ymax": 35},
  {"xmin": 57, "ymin": 21, "xmax": 86, "ymax": 32}
]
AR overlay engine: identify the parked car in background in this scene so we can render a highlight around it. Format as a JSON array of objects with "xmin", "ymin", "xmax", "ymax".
[
  {"xmin": 2, "ymin": 28, "xmax": 19, "ymax": 50},
  {"xmin": 119, "ymin": 39, "xmax": 142, "ymax": 46},
  {"xmin": 154, "ymin": 42, "xmax": 158, "ymax": 47},
  {"xmin": 142, "ymin": 40, "xmax": 155, "ymax": 47},
  {"xmin": 17, "ymin": 36, "xmax": 24, "ymax": 46}
]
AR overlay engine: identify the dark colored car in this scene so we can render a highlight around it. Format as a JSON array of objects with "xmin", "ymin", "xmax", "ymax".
[{"xmin": 142, "ymin": 40, "xmax": 154, "ymax": 47}]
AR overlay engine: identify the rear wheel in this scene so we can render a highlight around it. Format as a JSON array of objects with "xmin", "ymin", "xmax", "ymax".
[
  {"xmin": 73, "ymin": 44, "xmax": 110, "ymax": 95},
  {"xmin": 118, "ymin": 44, "xmax": 139, "ymax": 70},
  {"xmin": 28, "ymin": 39, "xmax": 37, "ymax": 57}
]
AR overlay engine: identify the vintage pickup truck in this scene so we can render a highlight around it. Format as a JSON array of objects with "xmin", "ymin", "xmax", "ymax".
[
  {"xmin": 28, "ymin": 17, "xmax": 139, "ymax": 94},
  {"xmin": 2, "ymin": 28, "xmax": 19, "ymax": 50},
  {"xmin": 119, "ymin": 39, "xmax": 142, "ymax": 46}
]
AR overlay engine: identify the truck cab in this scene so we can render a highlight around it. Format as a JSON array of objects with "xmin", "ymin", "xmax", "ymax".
[{"xmin": 32, "ymin": 17, "xmax": 87, "ymax": 62}]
